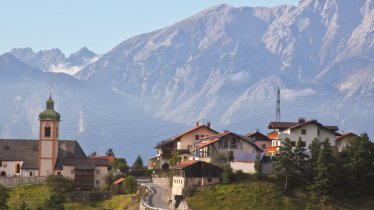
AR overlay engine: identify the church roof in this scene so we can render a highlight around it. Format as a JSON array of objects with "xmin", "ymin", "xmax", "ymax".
[
  {"xmin": 39, "ymin": 95, "xmax": 60, "ymax": 121},
  {"xmin": 0, "ymin": 139, "xmax": 87, "ymax": 170}
]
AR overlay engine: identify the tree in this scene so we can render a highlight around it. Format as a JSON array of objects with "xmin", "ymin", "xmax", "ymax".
[
  {"xmin": 308, "ymin": 138, "xmax": 321, "ymax": 177},
  {"xmin": 338, "ymin": 133, "xmax": 374, "ymax": 196},
  {"xmin": 112, "ymin": 158, "xmax": 128, "ymax": 174},
  {"xmin": 294, "ymin": 137, "xmax": 309, "ymax": 183},
  {"xmin": 106, "ymin": 148, "xmax": 115, "ymax": 157},
  {"xmin": 275, "ymin": 138, "xmax": 295, "ymax": 191},
  {"xmin": 221, "ymin": 166, "xmax": 233, "ymax": 184},
  {"xmin": 0, "ymin": 184, "xmax": 10, "ymax": 210},
  {"xmin": 169, "ymin": 153, "xmax": 181, "ymax": 166},
  {"xmin": 132, "ymin": 155, "xmax": 144, "ymax": 169},
  {"xmin": 211, "ymin": 153, "xmax": 228, "ymax": 168},
  {"xmin": 311, "ymin": 138, "xmax": 338, "ymax": 201},
  {"xmin": 123, "ymin": 175, "xmax": 137, "ymax": 194},
  {"xmin": 46, "ymin": 176, "xmax": 74, "ymax": 197},
  {"xmin": 254, "ymin": 153, "xmax": 263, "ymax": 179},
  {"xmin": 43, "ymin": 193, "xmax": 64, "ymax": 210}
]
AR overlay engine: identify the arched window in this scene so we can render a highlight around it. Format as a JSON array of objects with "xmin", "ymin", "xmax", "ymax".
[
  {"xmin": 15, "ymin": 164, "xmax": 21, "ymax": 173},
  {"xmin": 56, "ymin": 127, "xmax": 59, "ymax": 138},
  {"xmin": 45, "ymin": 126, "xmax": 51, "ymax": 137},
  {"xmin": 0, "ymin": 171, "xmax": 6, "ymax": 176}
]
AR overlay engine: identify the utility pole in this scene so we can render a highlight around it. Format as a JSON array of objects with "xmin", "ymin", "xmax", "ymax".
[{"xmin": 276, "ymin": 87, "xmax": 281, "ymax": 122}]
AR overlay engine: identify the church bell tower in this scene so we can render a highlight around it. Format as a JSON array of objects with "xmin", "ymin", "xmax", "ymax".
[{"xmin": 38, "ymin": 94, "xmax": 60, "ymax": 176}]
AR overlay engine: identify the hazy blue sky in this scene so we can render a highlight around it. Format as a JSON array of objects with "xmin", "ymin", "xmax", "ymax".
[{"xmin": 0, "ymin": 0, "xmax": 299, "ymax": 55}]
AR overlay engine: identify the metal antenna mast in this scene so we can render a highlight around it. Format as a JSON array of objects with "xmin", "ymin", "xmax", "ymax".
[{"xmin": 276, "ymin": 87, "xmax": 281, "ymax": 122}]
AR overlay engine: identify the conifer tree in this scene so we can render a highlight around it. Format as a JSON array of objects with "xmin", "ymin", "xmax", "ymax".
[
  {"xmin": 0, "ymin": 185, "xmax": 10, "ymax": 210},
  {"xmin": 132, "ymin": 155, "xmax": 144, "ymax": 169},
  {"xmin": 294, "ymin": 137, "xmax": 309, "ymax": 183},
  {"xmin": 254, "ymin": 153, "xmax": 263, "ymax": 179},
  {"xmin": 311, "ymin": 138, "xmax": 337, "ymax": 200},
  {"xmin": 275, "ymin": 138, "xmax": 295, "ymax": 191},
  {"xmin": 338, "ymin": 133, "xmax": 374, "ymax": 196}
]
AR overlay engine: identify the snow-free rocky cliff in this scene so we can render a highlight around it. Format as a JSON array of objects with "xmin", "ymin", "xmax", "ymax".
[{"xmin": 1, "ymin": 0, "xmax": 374, "ymax": 160}]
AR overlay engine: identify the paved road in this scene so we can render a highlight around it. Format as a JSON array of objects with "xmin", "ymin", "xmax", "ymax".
[{"xmin": 141, "ymin": 181, "xmax": 169, "ymax": 210}]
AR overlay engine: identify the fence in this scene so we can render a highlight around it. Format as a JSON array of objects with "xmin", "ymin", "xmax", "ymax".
[{"xmin": 0, "ymin": 176, "xmax": 46, "ymax": 187}]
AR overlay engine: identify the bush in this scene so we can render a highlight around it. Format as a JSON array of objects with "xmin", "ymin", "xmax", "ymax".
[
  {"xmin": 43, "ymin": 193, "xmax": 64, "ymax": 210},
  {"xmin": 0, "ymin": 184, "xmax": 10, "ymax": 209},
  {"xmin": 221, "ymin": 166, "xmax": 234, "ymax": 184},
  {"xmin": 123, "ymin": 176, "xmax": 137, "ymax": 194}
]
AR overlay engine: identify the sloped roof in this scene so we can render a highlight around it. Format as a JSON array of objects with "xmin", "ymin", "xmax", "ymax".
[
  {"xmin": 173, "ymin": 125, "xmax": 218, "ymax": 140},
  {"xmin": 0, "ymin": 139, "xmax": 87, "ymax": 170},
  {"xmin": 336, "ymin": 132, "xmax": 358, "ymax": 141},
  {"xmin": 195, "ymin": 132, "xmax": 261, "ymax": 151},
  {"xmin": 268, "ymin": 120, "xmax": 339, "ymax": 133},
  {"xmin": 89, "ymin": 155, "xmax": 116, "ymax": 164},
  {"xmin": 155, "ymin": 124, "xmax": 218, "ymax": 148},
  {"xmin": 245, "ymin": 131, "xmax": 271, "ymax": 142},
  {"xmin": 233, "ymin": 152, "xmax": 263, "ymax": 162},
  {"xmin": 174, "ymin": 160, "xmax": 199, "ymax": 169},
  {"xmin": 63, "ymin": 157, "xmax": 110, "ymax": 169}
]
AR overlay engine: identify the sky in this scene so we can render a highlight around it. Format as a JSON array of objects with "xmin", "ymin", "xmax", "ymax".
[{"xmin": 0, "ymin": 0, "xmax": 299, "ymax": 56}]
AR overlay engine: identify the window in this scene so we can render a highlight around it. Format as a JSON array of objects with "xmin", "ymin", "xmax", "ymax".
[
  {"xmin": 57, "ymin": 171, "xmax": 62, "ymax": 175},
  {"xmin": 56, "ymin": 127, "xmax": 59, "ymax": 138},
  {"xmin": 3, "ymin": 163, "xmax": 7, "ymax": 168},
  {"xmin": 0, "ymin": 161, "xmax": 2, "ymax": 167},
  {"xmin": 261, "ymin": 144, "xmax": 267, "ymax": 149},
  {"xmin": 230, "ymin": 138, "xmax": 237, "ymax": 149},
  {"xmin": 96, "ymin": 180, "xmax": 100, "ymax": 185},
  {"xmin": 71, "ymin": 169, "xmax": 75, "ymax": 174},
  {"xmin": 301, "ymin": 141, "xmax": 306, "ymax": 147},
  {"xmin": 317, "ymin": 129, "xmax": 320, "ymax": 135},
  {"xmin": 208, "ymin": 178, "xmax": 212, "ymax": 183},
  {"xmin": 45, "ymin": 126, "xmax": 51, "ymax": 137},
  {"xmin": 195, "ymin": 135, "xmax": 199, "ymax": 140},
  {"xmin": 301, "ymin": 129, "xmax": 306, "ymax": 135},
  {"xmin": 15, "ymin": 164, "xmax": 21, "ymax": 173},
  {"xmin": 291, "ymin": 141, "xmax": 296, "ymax": 147},
  {"xmin": 96, "ymin": 170, "xmax": 100, "ymax": 174},
  {"xmin": 187, "ymin": 145, "xmax": 192, "ymax": 151}
]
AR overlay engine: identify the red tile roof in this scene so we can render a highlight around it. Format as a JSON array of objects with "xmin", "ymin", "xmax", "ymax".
[
  {"xmin": 336, "ymin": 132, "xmax": 358, "ymax": 141},
  {"xmin": 174, "ymin": 160, "xmax": 199, "ymax": 169},
  {"xmin": 195, "ymin": 139, "xmax": 220, "ymax": 148},
  {"xmin": 114, "ymin": 178, "xmax": 125, "ymax": 184},
  {"xmin": 173, "ymin": 125, "xmax": 218, "ymax": 140},
  {"xmin": 245, "ymin": 130, "xmax": 271, "ymax": 142},
  {"xmin": 89, "ymin": 155, "xmax": 116, "ymax": 164}
]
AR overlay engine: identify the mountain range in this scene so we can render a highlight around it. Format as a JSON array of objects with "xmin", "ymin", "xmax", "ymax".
[{"xmin": 1, "ymin": 0, "xmax": 373, "ymax": 162}]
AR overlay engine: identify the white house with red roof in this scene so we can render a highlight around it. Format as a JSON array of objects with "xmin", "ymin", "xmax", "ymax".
[
  {"xmin": 148, "ymin": 122, "xmax": 218, "ymax": 170},
  {"xmin": 335, "ymin": 132, "xmax": 359, "ymax": 151},
  {"xmin": 193, "ymin": 131, "xmax": 261, "ymax": 164},
  {"xmin": 267, "ymin": 118, "xmax": 339, "ymax": 154}
]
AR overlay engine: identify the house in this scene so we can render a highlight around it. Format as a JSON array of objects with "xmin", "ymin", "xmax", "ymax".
[
  {"xmin": 245, "ymin": 130, "xmax": 272, "ymax": 154},
  {"xmin": 267, "ymin": 118, "xmax": 339, "ymax": 154},
  {"xmin": 335, "ymin": 132, "xmax": 359, "ymax": 151},
  {"xmin": 0, "ymin": 95, "xmax": 110, "ymax": 189},
  {"xmin": 148, "ymin": 122, "xmax": 218, "ymax": 170},
  {"xmin": 171, "ymin": 160, "xmax": 223, "ymax": 199},
  {"xmin": 193, "ymin": 131, "xmax": 261, "ymax": 163}
]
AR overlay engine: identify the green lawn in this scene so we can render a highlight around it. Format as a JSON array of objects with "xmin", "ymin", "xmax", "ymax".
[
  {"xmin": 186, "ymin": 180, "xmax": 304, "ymax": 210},
  {"xmin": 7, "ymin": 184, "xmax": 134, "ymax": 210}
]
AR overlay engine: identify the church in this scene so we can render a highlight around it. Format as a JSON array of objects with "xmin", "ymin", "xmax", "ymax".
[{"xmin": 0, "ymin": 95, "xmax": 110, "ymax": 189}]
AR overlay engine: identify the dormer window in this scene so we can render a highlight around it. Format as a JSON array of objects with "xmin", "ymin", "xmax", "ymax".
[
  {"xmin": 45, "ymin": 126, "xmax": 51, "ymax": 137},
  {"xmin": 301, "ymin": 129, "xmax": 306, "ymax": 135}
]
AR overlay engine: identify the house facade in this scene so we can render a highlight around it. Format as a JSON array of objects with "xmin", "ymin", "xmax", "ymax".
[
  {"xmin": 0, "ymin": 95, "xmax": 110, "ymax": 189},
  {"xmin": 172, "ymin": 160, "xmax": 223, "ymax": 199},
  {"xmin": 148, "ymin": 122, "xmax": 218, "ymax": 170},
  {"xmin": 245, "ymin": 130, "xmax": 272, "ymax": 154},
  {"xmin": 335, "ymin": 132, "xmax": 358, "ymax": 151},
  {"xmin": 193, "ymin": 131, "xmax": 261, "ymax": 163},
  {"xmin": 267, "ymin": 118, "xmax": 339, "ymax": 154}
]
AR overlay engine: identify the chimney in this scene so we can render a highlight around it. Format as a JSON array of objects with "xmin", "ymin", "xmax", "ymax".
[
  {"xmin": 256, "ymin": 129, "xmax": 259, "ymax": 133},
  {"xmin": 224, "ymin": 129, "xmax": 229, "ymax": 133},
  {"xmin": 298, "ymin": 117, "xmax": 306, "ymax": 123},
  {"xmin": 207, "ymin": 121, "xmax": 211, "ymax": 128},
  {"xmin": 196, "ymin": 121, "xmax": 199, "ymax": 127}
]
